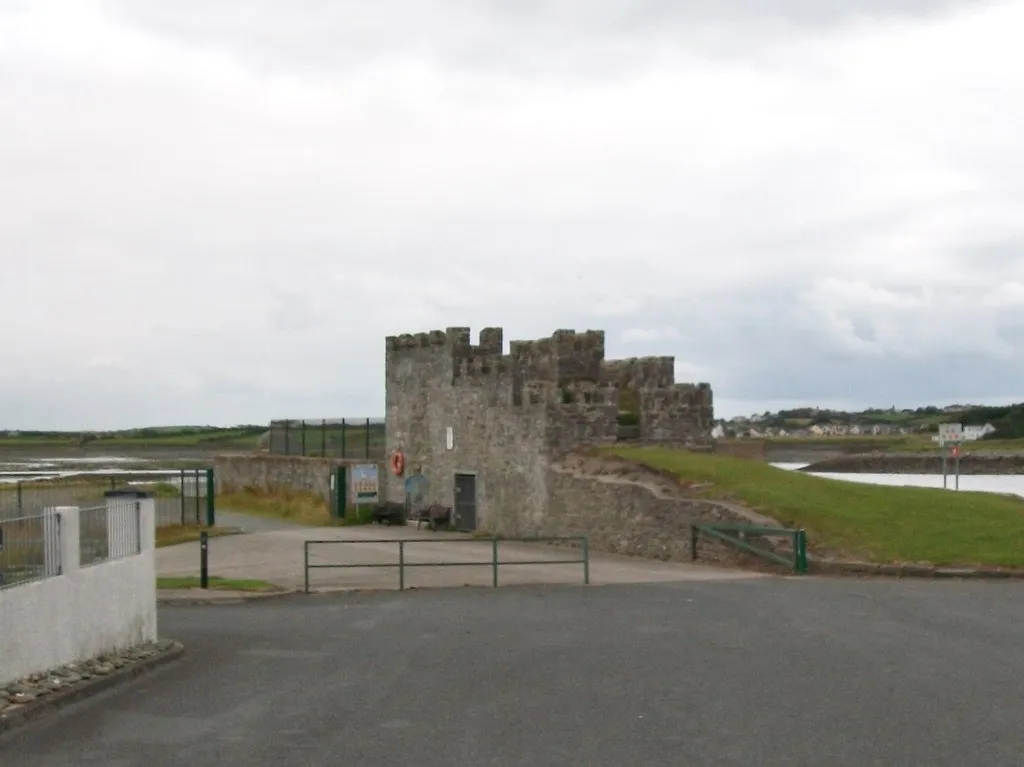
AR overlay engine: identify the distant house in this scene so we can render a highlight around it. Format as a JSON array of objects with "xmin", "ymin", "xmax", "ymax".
[
  {"xmin": 963, "ymin": 424, "xmax": 996, "ymax": 441},
  {"xmin": 711, "ymin": 424, "xmax": 725, "ymax": 439}
]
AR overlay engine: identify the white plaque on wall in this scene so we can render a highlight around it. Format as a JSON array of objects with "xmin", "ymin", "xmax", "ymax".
[{"xmin": 446, "ymin": 426, "xmax": 454, "ymax": 450}]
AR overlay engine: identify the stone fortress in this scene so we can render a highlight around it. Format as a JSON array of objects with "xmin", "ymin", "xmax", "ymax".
[{"xmin": 385, "ymin": 326, "xmax": 715, "ymax": 537}]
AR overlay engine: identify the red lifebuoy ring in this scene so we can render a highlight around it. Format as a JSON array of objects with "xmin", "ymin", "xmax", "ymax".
[{"xmin": 390, "ymin": 451, "xmax": 405, "ymax": 476}]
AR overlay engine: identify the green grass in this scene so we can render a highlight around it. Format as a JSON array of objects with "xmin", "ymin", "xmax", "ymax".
[
  {"xmin": 606, "ymin": 446, "xmax": 1024, "ymax": 568},
  {"xmin": 216, "ymin": 489, "xmax": 375, "ymax": 526},
  {"xmin": 156, "ymin": 576, "xmax": 278, "ymax": 591},
  {"xmin": 155, "ymin": 525, "xmax": 239, "ymax": 548}
]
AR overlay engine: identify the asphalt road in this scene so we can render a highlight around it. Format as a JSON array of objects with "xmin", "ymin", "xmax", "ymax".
[{"xmin": 2, "ymin": 578, "xmax": 1023, "ymax": 766}]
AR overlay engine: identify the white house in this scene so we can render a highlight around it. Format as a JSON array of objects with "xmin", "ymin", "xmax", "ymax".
[{"xmin": 962, "ymin": 423, "xmax": 996, "ymax": 441}]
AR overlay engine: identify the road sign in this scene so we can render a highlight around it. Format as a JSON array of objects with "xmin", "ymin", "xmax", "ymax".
[
  {"xmin": 951, "ymin": 445, "xmax": 960, "ymax": 458},
  {"xmin": 938, "ymin": 422, "xmax": 963, "ymax": 446},
  {"xmin": 350, "ymin": 464, "xmax": 379, "ymax": 504}
]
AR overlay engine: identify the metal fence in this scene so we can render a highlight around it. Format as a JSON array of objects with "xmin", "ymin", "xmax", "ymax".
[
  {"xmin": 0, "ymin": 470, "xmax": 214, "ymax": 528},
  {"xmin": 303, "ymin": 537, "xmax": 591, "ymax": 592},
  {"xmin": 0, "ymin": 511, "xmax": 62, "ymax": 589},
  {"xmin": 79, "ymin": 500, "xmax": 141, "ymax": 567},
  {"xmin": 268, "ymin": 418, "xmax": 386, "ymax": 459}
]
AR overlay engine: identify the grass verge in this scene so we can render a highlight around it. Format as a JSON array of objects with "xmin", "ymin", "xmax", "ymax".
[
  {"xmin": 606, "ymin": 446, "xmax": 1024, "ymax": 568},
  {"xmin": 215, "ymin": 489, "xmax": 375, "ymax": 526},
  {"xmin": 156, "ymin": 576, "xmax": 278, "ymax": 591},
  {"xmin": 155, "ymin": 525, "xmax": 239, "ymax": 548},
  {"xmin": 756, "ymin": 435, "xmax": 1024, "ymax": 454}
]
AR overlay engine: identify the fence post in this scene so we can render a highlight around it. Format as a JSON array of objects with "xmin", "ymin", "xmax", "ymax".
[
  {"xmin": 492, "ymin": 538, "xmax": 499, "ymax": 588},
  {"xmin": 284, "ymin": 420, "xmax": 290, "ymax": 455},
  {"xmin": 303, "ymin": 542, "xmax": 310, "ymax": 594},
  {"xmin": 582, "ymin": 537, "xmax": 590, "ymax": 585},
  {"xmin": 364, "ymin": 418, "xmax": 370, "ymax": 459},
  {"xmin": 52, "ymin": 506, "xmax": 79, "ymax": 576},
  {"xmin": 796, "ymin": 529, "xmax": 808, "ymax": 574},
  {"xmin": 179, "ymin": 469, "xmax": 186, "ymax": 526},
  {"xmin": 321, "ymin": 418, "xmax": 327, "ymax": 457},
  {"xmin": 199, "ymin": 531, "xmax": 209, "ymax": 589},
  {"xmin": 205, "ymin": 468, "xmax": 216, "ymax": 526},
  {"xmin": 341, "ymin": 418, "xmax": 347, "ymax": 459},
  {"xmin": 690, "ymin": 525, "xmax": 698, "ymax": 561},
  {"xmin": 193, "ymin": 469, "xmax": 201, "ymax": 524},
  {"xmin": 398, "ymin": 540, "xmax": 405, "ymax": 591},
  {"xmin": 16, "ymin": 480, "xmax": 22, "ymax": 515}
]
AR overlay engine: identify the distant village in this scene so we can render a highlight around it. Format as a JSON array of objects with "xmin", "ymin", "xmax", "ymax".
[{"xmin": 714, "ymin": 404, "xmax": 998, "ymax": 442}]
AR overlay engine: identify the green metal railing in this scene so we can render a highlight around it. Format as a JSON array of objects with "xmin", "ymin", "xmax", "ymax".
[
  {"xmin": 303, "ymin": 537, "xmax": 590, "ymax": 593},
  {"xmin": 691, "ymin": 523, "xmax": 808, "ymax": 574}
]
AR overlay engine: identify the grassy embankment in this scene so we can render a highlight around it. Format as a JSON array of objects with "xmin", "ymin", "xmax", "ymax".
[
  {"xmin": 607, "ymin": 446, "xmax": 1024, "ymax": 568},
  {"xmin": 216, "ymin": 488, "xmax": 375, "ymax": 526},
  {"xmin": 747, "ymin": 434, "xmax": 1024, "ymax": 454}
]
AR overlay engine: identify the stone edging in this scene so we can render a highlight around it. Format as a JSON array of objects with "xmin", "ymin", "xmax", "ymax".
[
  {"xmin": 0, "ymin": 639, "xmax": 184, "ymax": 737},
  {"xmin": 157, "ymin": 588, "xmax": 299, "ymax": 606},
  {"xmin": 809, "ymin": 560, "xmax": 1024, "ymax": 579}
]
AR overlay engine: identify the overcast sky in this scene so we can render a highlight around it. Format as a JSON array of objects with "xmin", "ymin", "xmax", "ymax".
[{"xmin": 1, "ymin": 0, "xmax": 1022, "ymax": 429}]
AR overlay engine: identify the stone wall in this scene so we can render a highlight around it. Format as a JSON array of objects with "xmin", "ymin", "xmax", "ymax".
[
  {"xmin": 800, "ymin": 452, "xmax": 1024, "ymax": 475},
  {"xmin": 537, "ymin": 453, "xmax": 784, "ymax": 564},
  {"xmin": 384, "ymin": 326, "xmax": 714, "ymax": 528},
  {"xmin": 213, "ymin": 454, "xmax": 385, "ymax": 501}
]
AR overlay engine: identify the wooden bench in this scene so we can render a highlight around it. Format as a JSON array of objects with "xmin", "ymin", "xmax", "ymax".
[
  {"xmin": 412, "ymin": 504, "xmax": 452, "ymax": 531},
  {"xmin": 371, "ymin": 501, "xmax": 407, "ymax": 526}
]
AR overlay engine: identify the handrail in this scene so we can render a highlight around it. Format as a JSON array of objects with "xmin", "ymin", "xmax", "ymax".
[
  {"xmin": 691, "ymin": 523, "xmax": 808, "ymax": 574},
  {"xmin": 303, "ymin": 536, "xmax": 590, "ymax": 592}
]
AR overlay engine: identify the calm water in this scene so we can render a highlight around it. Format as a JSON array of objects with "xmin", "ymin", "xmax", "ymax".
[
  {"xmin": 774, "ymin": 463, "xmax": 1024, "ymax": 498},
  {"xmin": 2, "ymin": 457, "xmax": 1022, "ymax": 498}
]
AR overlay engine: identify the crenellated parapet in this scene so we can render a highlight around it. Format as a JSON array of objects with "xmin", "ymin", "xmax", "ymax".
[
  {"xmin": 601, "ymin": 356, "xmax": 676, "ymax": 389},
  {"xmin": 386, "ymin": 324, "xmax": 713, "ymax": 442}
]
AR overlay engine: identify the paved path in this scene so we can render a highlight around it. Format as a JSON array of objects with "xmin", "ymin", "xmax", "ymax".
[
  {"xmin": 3, "ymin": 579, "xmax": 1024, "ymax": 765},
  {"xmin": 158, "ymin": 520, "xmax": 767, "ymax": 590},
  {"xmin": 214, "ymin": 509, "xmax": 306, "ymax": 533}
]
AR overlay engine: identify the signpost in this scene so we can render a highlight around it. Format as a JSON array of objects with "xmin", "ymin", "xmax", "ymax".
[
  {"xmin": 937, "ymin": 422, "xmax": 963, "ymax": 491},
  {"xmin": 351, "ymin": 464, "xmax": 380, "ymax": 506}
]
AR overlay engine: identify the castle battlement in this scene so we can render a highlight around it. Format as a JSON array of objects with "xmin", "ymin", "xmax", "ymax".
[{"xmin": 387, "ymin": 326, "xmax": 712, "ymax": 422}]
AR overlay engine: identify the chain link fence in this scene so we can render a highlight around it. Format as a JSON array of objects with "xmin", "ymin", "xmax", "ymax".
[{"xmin": 268, "ymin": 418, "xmax": 386, "ymax": 459}]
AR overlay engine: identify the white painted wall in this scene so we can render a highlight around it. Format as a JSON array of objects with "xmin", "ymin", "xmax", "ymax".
[{"xmin": 0, "ymin": 499, "xmax": 158, "ymax": 686}]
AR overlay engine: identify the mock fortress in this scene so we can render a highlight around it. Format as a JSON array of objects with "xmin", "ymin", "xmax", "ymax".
[{"xmin": 384, "ymin": 326, "xmax": 713, "ymax": 532}]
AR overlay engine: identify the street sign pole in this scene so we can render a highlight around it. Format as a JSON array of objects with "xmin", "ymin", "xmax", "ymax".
[
  {"xmin": 953, "ymin": 444, "xmax": 961, "ymax": 491},
  {"xmin": 938, "ymin": 423, "xmax": 964, "ymax": 492}
]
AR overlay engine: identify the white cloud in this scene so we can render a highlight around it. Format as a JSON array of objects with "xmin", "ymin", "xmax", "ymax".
[{"xmin": 0, "ymin": 0, "xmax": 1022, "ymax": 427}]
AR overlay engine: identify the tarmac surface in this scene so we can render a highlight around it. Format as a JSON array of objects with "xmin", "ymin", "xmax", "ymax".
[
  {"xmin": 157, "ymin": 519, "xmax": 768, "ymax": 591},
  {"xmin": 2, "ymin": 578, "xmax": 1023, "ymax": 766}
]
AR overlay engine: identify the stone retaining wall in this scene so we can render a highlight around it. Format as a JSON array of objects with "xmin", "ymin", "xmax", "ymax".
[
  {"xmin": 213, "ymin": 454, "xmax": 386, "ymax": 501},
  {"xmin": 800, "ymin": 452, "xmax": 1024, "ymax": 475}
]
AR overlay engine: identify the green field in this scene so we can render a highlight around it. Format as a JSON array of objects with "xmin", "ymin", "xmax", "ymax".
[
  {"xmin": 0, "ymin": 426, "xmax": 265, "ymax": 450},
  {"xmin": 607, "ymin": 446, "xmax": 1024, "ymax": 568}
]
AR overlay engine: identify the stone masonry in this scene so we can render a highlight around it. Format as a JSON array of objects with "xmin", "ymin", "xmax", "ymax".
[{"xmin": 385, "ymin": 326, "xmax": 713, "ymax": 533}]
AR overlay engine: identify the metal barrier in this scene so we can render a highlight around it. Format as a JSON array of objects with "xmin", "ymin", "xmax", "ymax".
[
  {"xmin": 303, "ymin": 537, "xmax": 590, "ymax": 593},
  {"xmin": 0, "ymin": 511, "xmax": 62, "ymax": 589},
  {"xmin": 691, "ymin": 523, "xmax": 808, "ymax": 573}
]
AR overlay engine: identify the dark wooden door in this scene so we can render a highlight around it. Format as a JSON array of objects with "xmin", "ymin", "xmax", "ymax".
[{"xmin": 453, "ymin": 473, "xmax": 477, "ymax": 532}]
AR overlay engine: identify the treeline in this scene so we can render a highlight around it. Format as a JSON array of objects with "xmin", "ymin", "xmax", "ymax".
[
  {"xmin": 4, "ymin": 425, "xmax": 266, "ymax": 439},
  {"xmin": 964, "ymin": 405, "xmax": 1024, "ymax": 439},
  {"xmin": 742, "ymin": 403, "xmax": 1024, "ymax": 438}
]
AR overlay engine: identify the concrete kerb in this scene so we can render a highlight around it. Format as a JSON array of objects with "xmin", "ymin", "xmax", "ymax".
[
  {"xmin": 157, "ymin": 589, "xmax": 300, "ymax": 606},
  {"xmin": 809, "ymin": 559, "xmax": 1024, "ymax": 580},
  {"xmin": 0, "ymin": 641, "xmax": 185, "ymax": 738}
]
